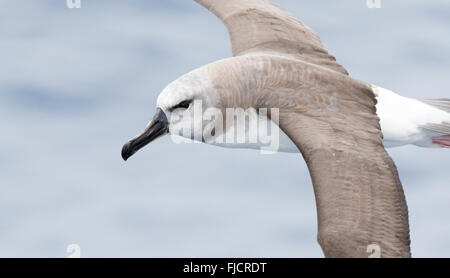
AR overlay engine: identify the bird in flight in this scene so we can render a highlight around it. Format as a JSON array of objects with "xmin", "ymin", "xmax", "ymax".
[{"xmin": 121, "ymin": 0, "xmax": 450, "ymax": 257}]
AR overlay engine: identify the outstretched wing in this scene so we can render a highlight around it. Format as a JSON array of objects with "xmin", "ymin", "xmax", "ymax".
[
  {"xmin": 208, "ymin": 55, "xmax": 411, "ymax": 257},
  {"xmin": 259, "ymin": 57, "xmax": 411, "ymax": 257},
  {"xmin": 282, "ymin": 112, "xmax": 411, "ymax": 257},
  {"xmin": 195, "ymin": 0, "xmax": 348, "ymax": 75}
]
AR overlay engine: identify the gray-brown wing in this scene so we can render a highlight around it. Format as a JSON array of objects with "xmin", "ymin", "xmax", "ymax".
[
  {"xmin": 281, "ymin": 113, "xmax": 411, "ymax": 257},
  {"xmin": 195, "ymin": 0, "xmax": 348, "ymax": 75},
  {"xmin": 272, "ymin": 68, "xmax": 411, "ymax": 257},
  {"xmin": 216, "ymin": 55, "xmax": 411, "ymax": 257},
  {"xmin": 204, "ymin": 52, "xmax": 411, "ymax": 257}
]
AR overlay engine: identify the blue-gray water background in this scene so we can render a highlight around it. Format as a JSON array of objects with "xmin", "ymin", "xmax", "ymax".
[{"xmin": 1, "ymin": 0, "xmax": 449, "ymax": 257}]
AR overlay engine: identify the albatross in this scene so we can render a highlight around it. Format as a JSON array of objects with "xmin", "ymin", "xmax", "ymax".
[{"xmin": 121, "ymin": 0, "xmax": 450, "ymax": 257}]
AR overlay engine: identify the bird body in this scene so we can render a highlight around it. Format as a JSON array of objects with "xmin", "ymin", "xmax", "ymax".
[
  {"xmin": 157, "ymin": 56, "xmax": 450, "ymax": 152},
  {"xmin": 122, "ymin": 0, "xmax": 449, "ymax": 257},
  {"xmin": 374, "ymin": 86, "xmax": 450, "ymax": 148}
]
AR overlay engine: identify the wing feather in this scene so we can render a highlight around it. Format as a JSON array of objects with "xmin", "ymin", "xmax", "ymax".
[
  {"xmin": 280, "ymin": 114, "xmax": 411, "ymax": 257},
  {"xmin": 274, "ymin": 71, "xmax": 412, "ymax": 257},
  {"xmin": 222, "ymin": 55, "xmax": 411, "ymax": 257},
  {"xmin": 195, "ymin": 0, "xmax": 349, "ymax": 75}
]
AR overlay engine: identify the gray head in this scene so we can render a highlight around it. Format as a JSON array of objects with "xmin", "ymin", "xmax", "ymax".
[{"xmin": 121, "ymin": 67, "xmax": 222, "ymax": 160}]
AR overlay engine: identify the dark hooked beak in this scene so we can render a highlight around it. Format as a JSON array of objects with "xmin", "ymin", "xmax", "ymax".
[{"xmin": 121, "ymin": 108, "xmax": 169, "ymax": 161}]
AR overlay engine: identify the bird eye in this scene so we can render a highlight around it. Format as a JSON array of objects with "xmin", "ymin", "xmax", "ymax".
[{"xmin": 171, "ymin": 99, "xmax": 192, "ymax": 111}]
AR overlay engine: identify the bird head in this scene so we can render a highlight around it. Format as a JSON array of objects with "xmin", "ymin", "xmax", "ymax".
[{"xmin": 121, "ymin": 68, "xmax": 223, "ymax": 161}]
